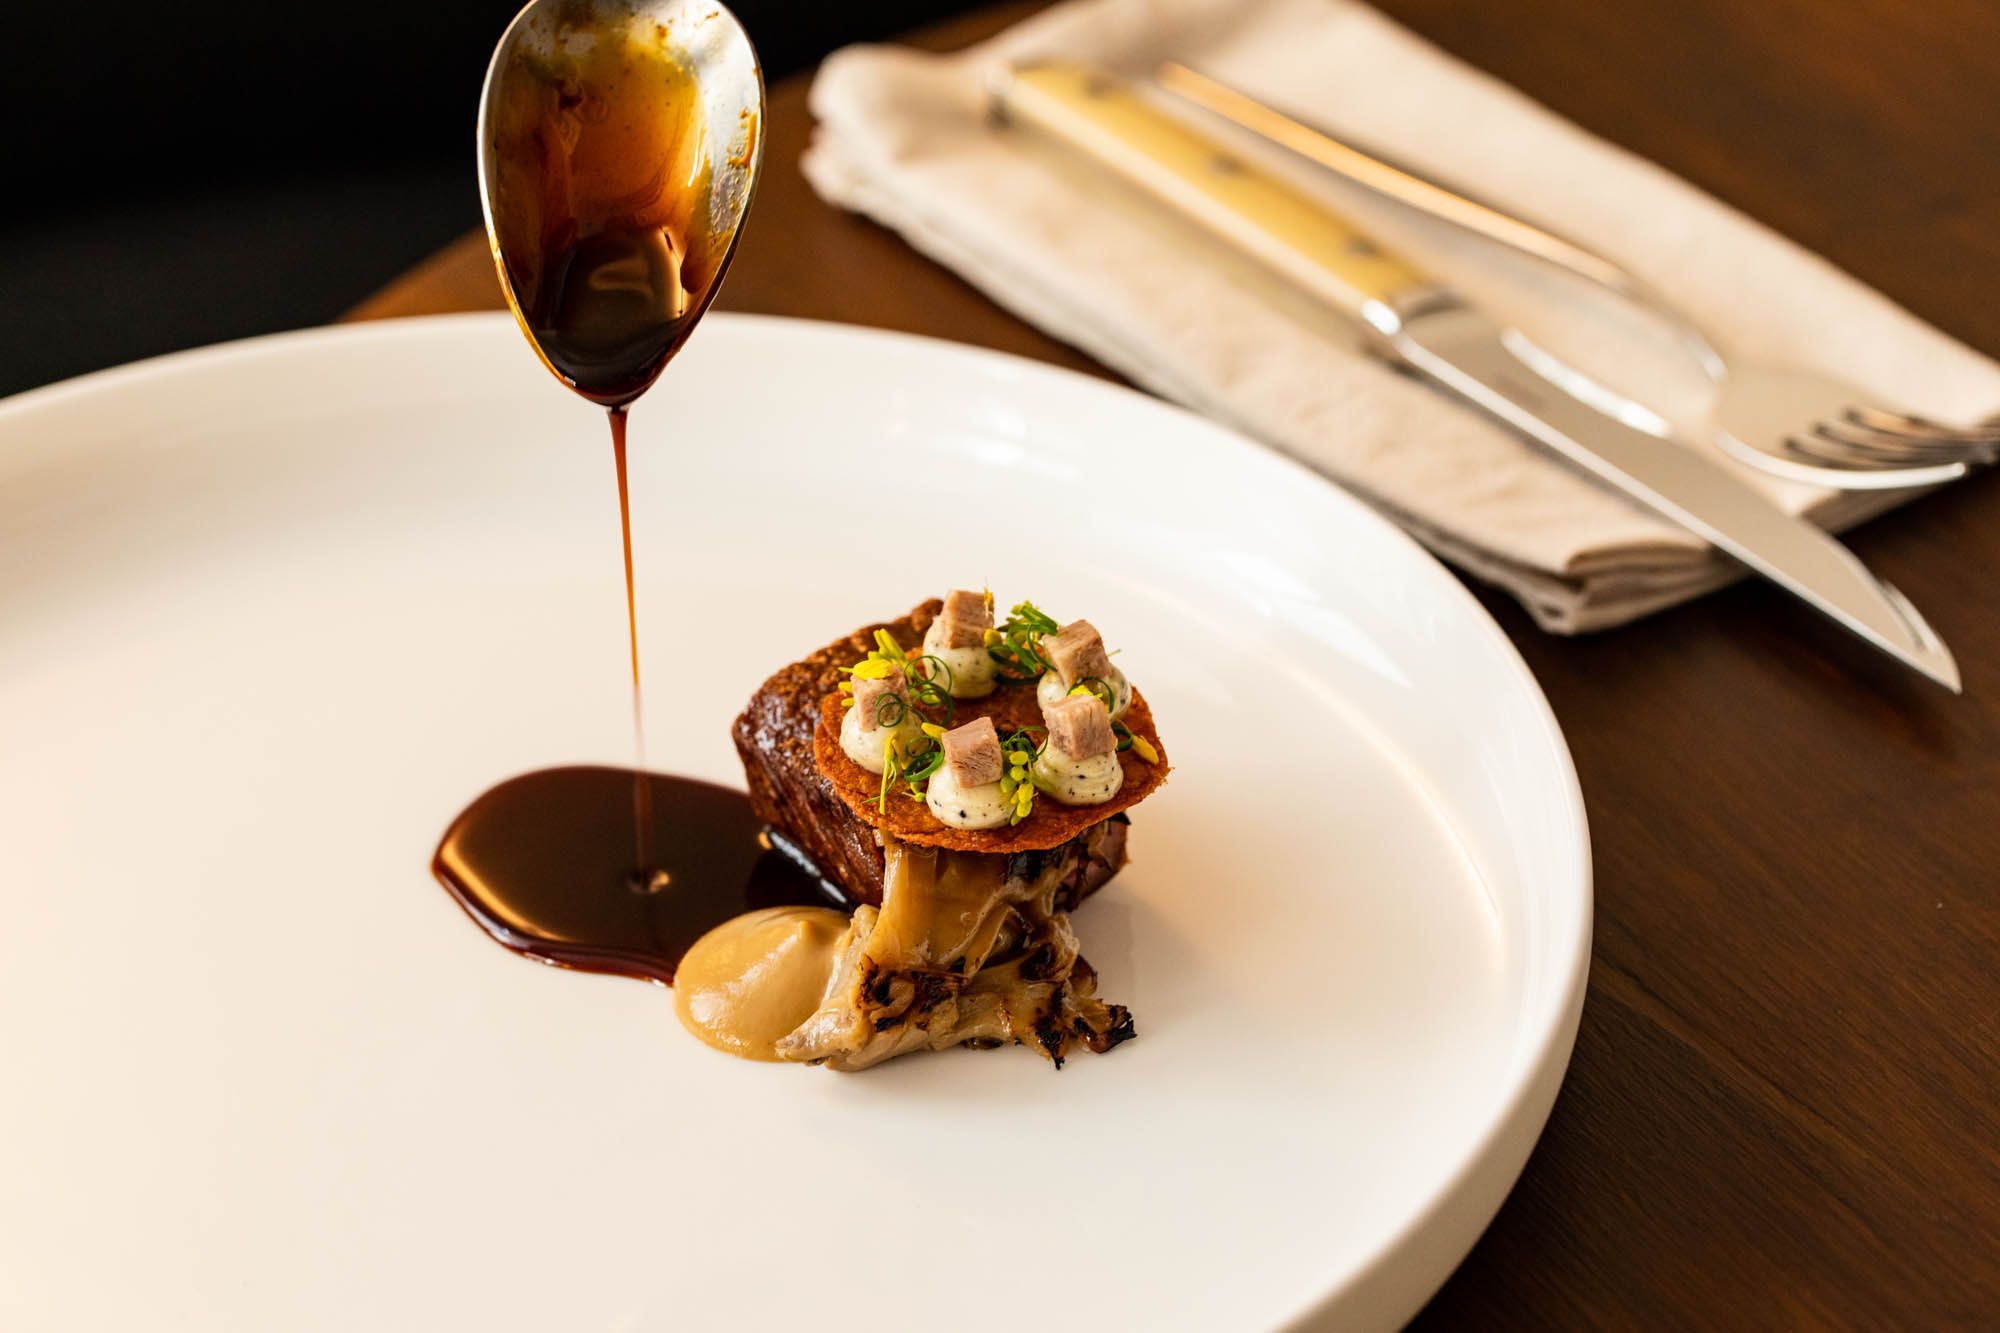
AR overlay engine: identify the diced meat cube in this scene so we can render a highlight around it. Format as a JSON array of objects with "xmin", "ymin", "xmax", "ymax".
[
  {"xmin": 939, "ymin": 715, "xmax": 1004, "ymax": 787},
  {"xmin": 852, "ymin": 665, "xmax": 908, "ymax": 732},
  {"xmin": 1043, "ymin": 694, "xmax": 1115, "ymax": 759},
  {"xmin": 1045, "ymin": 619, "xmax": 1113, "ymax": 689},
  {"xmin": 934, "ymin": 588, "xmax": 993, "ymax": 649}
]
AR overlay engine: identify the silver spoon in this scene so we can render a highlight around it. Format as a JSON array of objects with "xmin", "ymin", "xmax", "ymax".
[
  {"xmin": 477, "ymin": 0, "xmax": 765, "ymax": 407},
  {"xmin": 473, "ymin": 0, "xmax": 764, "ymax": 884}
]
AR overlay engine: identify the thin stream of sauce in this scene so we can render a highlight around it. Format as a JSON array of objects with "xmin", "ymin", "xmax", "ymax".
[{"xmin": 608, "ymin": 406, "xmax": 654, "ymax": 880}]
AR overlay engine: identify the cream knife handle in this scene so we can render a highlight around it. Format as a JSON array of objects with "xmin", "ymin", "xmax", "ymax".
[{"xmin": 995, "ymin": 62, "xmax": 1455, "ymax": 339}]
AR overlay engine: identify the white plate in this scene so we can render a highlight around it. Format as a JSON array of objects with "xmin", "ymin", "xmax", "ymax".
[{"xmin": 0, "ymin": 314, "xmax": 1588, "ymax": 1331}]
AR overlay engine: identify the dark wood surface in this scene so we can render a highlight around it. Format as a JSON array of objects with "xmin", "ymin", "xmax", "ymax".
[{"xmin": 349, "ymin": 3, "xmax": 2000, "ymax": 1325}]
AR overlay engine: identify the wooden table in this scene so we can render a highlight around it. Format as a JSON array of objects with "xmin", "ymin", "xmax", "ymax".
[{"xmin": 349, "ymin": 3, "xmax": 2000, "ymax": 1324}]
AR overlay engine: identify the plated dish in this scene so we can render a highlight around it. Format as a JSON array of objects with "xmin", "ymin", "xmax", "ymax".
[
  {"xmin": 439, "ymin": 588, "xmax": 1170, "ymax": 1072},
  {"xmin": 0, "ymin": 315, "xmax": 1589, "ymax": 1330},
  {"xmin": 689, "ymin": 592, "xmax": 1168, "ymax": 1069}
]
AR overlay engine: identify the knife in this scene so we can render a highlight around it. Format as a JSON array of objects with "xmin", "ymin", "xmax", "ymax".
[{"xmin": 989, "ymin": 62, "xmax": 1960, "ymax": 692}]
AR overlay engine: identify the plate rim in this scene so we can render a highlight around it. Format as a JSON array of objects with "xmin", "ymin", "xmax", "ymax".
[{"xmin": 1, "ymin": 310, "xmax": 1592, "ymax": 1330}]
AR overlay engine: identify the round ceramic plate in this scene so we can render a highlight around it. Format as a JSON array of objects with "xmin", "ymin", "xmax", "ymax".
[{"xmin": 0, "ymin": 314, "xmax": 1589, "ymax": 1331}]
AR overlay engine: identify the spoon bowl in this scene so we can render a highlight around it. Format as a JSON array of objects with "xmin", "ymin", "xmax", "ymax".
[{"xmin": 477, "ymin": 0, "xmax": 764, "ymax": 407}]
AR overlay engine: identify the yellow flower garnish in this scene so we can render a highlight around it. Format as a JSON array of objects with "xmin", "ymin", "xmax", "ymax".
[{"xmin": 874, "ymin": 732, "xmax": 905, "ymax": 811}]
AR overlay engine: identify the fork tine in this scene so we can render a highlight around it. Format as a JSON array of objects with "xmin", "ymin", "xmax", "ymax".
[
  {"xmin": 1798, "ymin": 425, "xmax": 1938, "ymax": 467},
  {"xmin": 1712, "ymin": 423, "xmax": 1968, "ymax": 489},
  {"xmin": 1735, "ymin": 433, "xmax": 1972, "ymax": 489},
  {"xmin": 1817, "ymin": 418, "xmax": 1998, "ymax": 465},
  {"xmin": 1846, "ymin": 404, "xmax": 1996, "ymax": 438},
  {"xmin": 1846, "ymin": 404, "xmax": 2000, "ymax": 445}
]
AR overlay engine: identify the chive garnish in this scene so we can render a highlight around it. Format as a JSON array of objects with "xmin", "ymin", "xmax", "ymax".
[
  {"xmin": 873, "ymin": 693, "xmax": 907, "ymax": 729},
  {"xmin": 907, "ymin": 654, "xmax": 957, "ymax": 726},
  {"xmin": 989, "ymin": 600, "xmax": 1060, "ymax": 683},
  {"xmin": 1112, "ymin": 720, "xmax": 1159, "ymax": 764}
]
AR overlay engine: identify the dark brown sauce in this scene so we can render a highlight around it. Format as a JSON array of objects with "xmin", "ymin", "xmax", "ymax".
[
  {"xmin": 608, "ymin": 406, "xmax": 653, "ymax": 875},
  {"xmin": 434, "ymin": 767, "xmax": 842, "ymax": 984},
  {"xmin": 532, "ymin": 226, "xmax": 697, "ymax": 406},
  {"xmin": 485, "ymin": 20, "xmax": 736, "ymax": 407}
]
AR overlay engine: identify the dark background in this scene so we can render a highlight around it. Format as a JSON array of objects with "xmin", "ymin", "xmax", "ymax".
[{"xmin": 1, "ymin": 0, "xmax": 981, "ymax": 397}]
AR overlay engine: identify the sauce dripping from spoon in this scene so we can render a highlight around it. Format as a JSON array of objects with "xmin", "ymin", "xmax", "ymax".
[
  {"xmin": 608, "ymin": 406, "xmax": 654, "ymax": 880},
  {"xmin": 465, "ymin": 6, "xmax": 759, "ymax": 890}
]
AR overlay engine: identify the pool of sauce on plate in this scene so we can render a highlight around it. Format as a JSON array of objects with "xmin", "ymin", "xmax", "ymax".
[
  {"xmin": 447, "ymin": 14, "xmax": 760, "ymax": 909},
  {"xmin": 434, "ymin": 767, "xmax": 841, "ymax": 984}
]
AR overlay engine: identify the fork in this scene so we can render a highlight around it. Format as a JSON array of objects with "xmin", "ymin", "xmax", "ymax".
[
  {"xmin": 1702, "ymin": 365, "xmax": 1999, "ymax": 488},
  {"xmin": 1157, "ymin": 62, "xmax": 1998, "ymax": 491}
]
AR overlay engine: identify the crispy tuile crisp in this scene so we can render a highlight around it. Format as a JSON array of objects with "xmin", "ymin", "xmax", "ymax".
[{"xmin": 812, "ymin": 602, "xmax": 1169, "ymax": 852}]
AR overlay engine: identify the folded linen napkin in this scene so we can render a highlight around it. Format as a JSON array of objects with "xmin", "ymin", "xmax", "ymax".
[{"xmin": 802, "ymin": 0, "xmax": 2000, "ymax": 631}]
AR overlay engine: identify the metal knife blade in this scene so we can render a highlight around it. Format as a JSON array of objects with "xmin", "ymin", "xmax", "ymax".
[
  {"xmin": 1392, "ymin": 306, "xmax": 1960, "ymax": 690},
  {"xmin": 992, "ymin": 63, "xmax": 1961, "ymax": 691}
]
